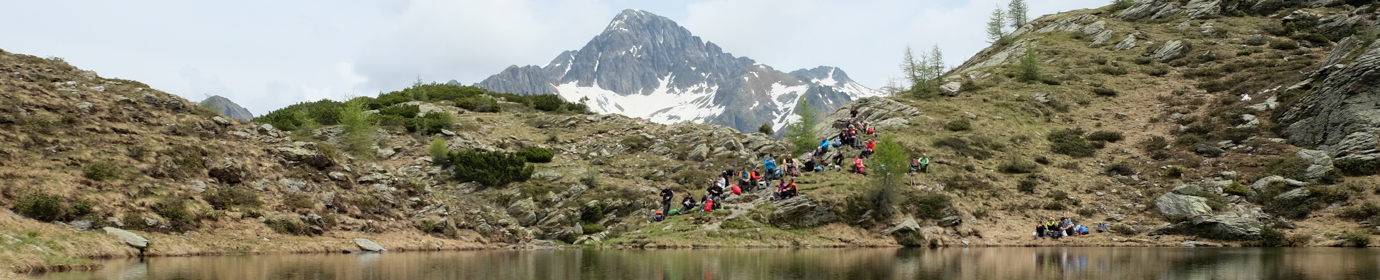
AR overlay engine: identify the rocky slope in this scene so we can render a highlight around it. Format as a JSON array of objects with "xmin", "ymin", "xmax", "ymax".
[
  {"xmin": 467, "ymin": 9, "xmax": 881, "ymax": 135},
  {"xmin": 198, "ymin": 95, "xmax": 253, "ymax": 121}
]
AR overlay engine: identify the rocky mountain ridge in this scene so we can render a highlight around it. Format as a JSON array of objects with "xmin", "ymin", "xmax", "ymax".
[{"xmin": 467, "ymin": 9, "xmax": 882, "ymax": 134}]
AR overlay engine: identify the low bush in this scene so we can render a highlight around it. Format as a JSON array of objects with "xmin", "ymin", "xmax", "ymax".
[
  {"xmin": 516, "ymin": 147, "xmax": 554, "ymax": 163},
  {"xmin": 758, "ymin": 123, "xmax": 773, "ymax": 135},
  {"xmin": 378, "ymin": 104, "xmax": 420, "ymax": 118},
  {"xmin": 1017, "ymin": 179, "xmax": 1038, "ymax": 194},
  {"xmin": 1034, "ymin": 155, "xmax": 1051, "ymax": 165},
  {"xmin": 1143, "ymin": 66, "xmax": 1170, "ymax": 76},
  {"xmin": 1112, "ymin": 224, "xmax": 1137, "ymax": 235},
  {"xmin": 620, "ymin": 136, "xmax": 651, "ymax": 153},
  {"xmin": 1334, "ymin": 158, "xmax": 1380, "ymax": 176},
  {"xmin": 1165, "ymin": 166, "xmax": 1185, "ymax": 178},
  {"xmin": 83, "ymin": 161, "xmax": 120, "ymax": 181},
  {"xmin": 902, "ymin": 191, "xmax": 952, "ymax": 220},
  {"xmin": 1000, "ymin": 158, "xmax": 1038, "ymax": 174},
  {"xmin": 1254, "ymin": 227, "xmax": 1286, "ymax": 247},
  {"xmin": 934, "ymin": 137, "xmax": 996, "ymax": 160},
  {"xmin": 1093, "ymin": 88, "xmax": 1118, "ymax": 97},
  {"xmin": 450, "ymin": 149, "xmax": 534, "ymax": 187},
  {"xmin": 1224, "ymin": 181, "xmax": 1249, "ymax": 196},
  {"xmin": 1342, "ymin": 231, "xmax": 1371, "ymax": 247},
  {"xmin": 1140, "ymin": 136, "xmax": 1168, "ymax": 152},
  {"xmin": 205, "ymin": 186, "xmax": 262, "ymax": 210},
  {"xmin": 1048, "ymin": 129, "xmax": 1097, "ymax": 158},
  {"xmin": 406, "ymin": 112, "xmax": 454, "ymax": 134},
  {"xmin": 265, "ymin": 218, "xmax": 317, "ymax": 236},
  {"xmin": 1086, "ymin": 131, "xmax": 1124, "ymax": 142},
  {"xmin": 940, "ymin": 175, "xmax": 990, "ymax": 192},
  {"xmin": 530, "ymin": 94, "xmax": 565, "ymax": 112},
  {"xmin": 151, "ymin": 197, "xmax": 195, "ymax": 230},
  {"xmin": 945, "ymin": 119, "xmax": 972, "ymax": 132},
  {"xmin": 1098, "ymin": 66, "xmax": 1129, "ymax": 76},
  {"xmin": 1265, "ymin": 156, "xmax": 1308, "ymax": 180},
  {"xmin": 1043, "ymin": 201, "xmax": 1067, "ymax": 210},
  {"xmin": 284, "ymin": 193, "xmax": 314, "ymax": 210},
  {"xmin": 14, "ymin": 193, "xmax": 63, "ymax": 222},
  {"xmin": 429, "ymin": 138, "xmax": 449, "ymax": 165}
]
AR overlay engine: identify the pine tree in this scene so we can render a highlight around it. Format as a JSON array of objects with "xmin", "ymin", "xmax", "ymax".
[
  {"xmin": 1007, "ymin": 0, "xmax": 1028, "ymax": 30},
  {"xmin": 987, "ymin": 6, "xmax": 1007, "ymax": 44},
  {"xmin": 785, "ymin": 97, "xmax": 819, "ymax": 155},
  {"xmin": 900, "ymin": 46, "xmax": 921, "ymax": 89}
]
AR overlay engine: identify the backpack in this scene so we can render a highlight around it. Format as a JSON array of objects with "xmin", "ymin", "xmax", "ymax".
[
  {"xmin": 703, "ymin": 200, "xmax": 715, "ymax": 212},
  {"xmin": 832, "ymin": 140, "xmax": 842, "ymax": 148},
  {"xmin": 730, "ymin": 185, "xmax": 742, "ymax": 195},
  {"xmin": 867, "ymin": 127, "xmax": 874, "ymax": 134}
]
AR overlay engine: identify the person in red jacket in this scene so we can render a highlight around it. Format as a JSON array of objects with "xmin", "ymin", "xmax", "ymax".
[
  {"xmin": 862, "ymin": 138, "xmax": 876, "ymax": 158},
  {"xmin": 852, "ymin": 154, "xmax": 866, "ymax": 175}
]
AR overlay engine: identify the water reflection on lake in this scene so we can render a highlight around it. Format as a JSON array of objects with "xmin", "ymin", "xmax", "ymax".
[{"xmin": 33, "ymin": 247, "xmax": 1380, "ymax": 279}]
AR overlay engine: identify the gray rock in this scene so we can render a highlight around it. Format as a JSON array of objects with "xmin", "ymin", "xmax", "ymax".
[
  {"xmin": 1297, "ymin": 149, "xmax": 1335, "ymax": 180},
  {"xmin": 938, "ymin": 216, "xmax": 962, "ymax": 227},
  {"xmin": 1184, "ymin": 0, "xmax": 1221, "ymax": 19},
  {"xmin": 814, "ymin": 97, "xmax": 922, "ymax": 140},
  {"xmin": 68, "ymin": 220, "xmax": 93, "ymax": 231},
  {"xmin": 1275, "ymin": 187, "xmax": 1311, "ymax": 201},
  {"xmin": 1183, "ymin": 241, "xmax": 1216, "ymax": 247},
  {"xmin": 1117, "ymin": 0, "xmax": 1183, "ymax": 21},
  {"xmin": 533, "ymin": 170, "xmax": 564, "ymax": 182},
  {"xmin": 279, "ymin": 178, "xmax": 309, "ymax": 193},
  {"xmin": 687, "ymin": 144, "xmax": 709, "ymax": 162},
  {"xmin": 143, "ymin": 216, "xmax": 159, "ymax": 227},
  {"xmin": 1195, "ymin": 143, "xmax": 1224, "ymax": 157},
  {"xmin": 189, "ymin": 181, "xmax": 207, "ymax": 193},
  {"xmin": 1089, "ymin": 30, "xmax": 1115, "ymax": 47},
  {"xmin": 1034, "ymin": 14, "xmax": 1097, "ymax": 34},
  {"xmin": 274, "ymin": 145, "xmax": 333, "ymax": 169},
  {"xmin": 881, "ymin": 219, "xmax": 921, "ymax": 236},
  {"xmin": 1279, "ymin": 40, "xmax": 1380, "ymax": 152},
  {"xmin": 200, "ymin": 95, "xmax": 254, "ymax": 121},
  {"xmin": 212, "ymin": 116, "xmax": 231, "ymax": 126},
  {"xmin": 940, "ymin": 81, "xmax": 962, "ymax": 96},
  {"xmin": 1172, "ymin": 184, "xmax": 1204, "ymax": 195},
  {"xmin": 1251, "ymin": 175, "xmax": 1286, "ymax": 193},
  {"xmin": 1219, "ymin": 171, "xmax": 1237, "ymax": 180},
  {"xmin": 1116, "ymin": 32, "xmax": 1140, "ymax": 50},
  {"xmin": 1106, "ymin": 214, "xmax": 1126, "ymax": 222},
  {"xmin": 1081, "ymin": 20, "xmax": 1106, "ymax": 35},
  {"xmin": 354, "ymin": 238, "xmax": 387, "ymax": 252},
  {"xmin": 328, "ymin": 172, "xmax": 348, "ymax": 181},
  {"xmin": 106, "ymin": 216, "xmax": 124, "ymax": 227},
  {"xmin": 75, "ymin": 102, "xmax": 94, "ymax": 114},
  {"xmin": 1155, "ymin": 193, "xmax": 1212, "ymax": 218},
  {"xmin": 103, "ymin": 227, "xmax": 149, "ymax": 249},
  {"xmin": 770, "ymin": 196, "xmax": 838, "ymax": 230},
  {"xmin": 1322, "ymin": 36, "xmax": 1364, "ymax": 68},
  {"xmin": 1151, "ymin": 40, "xmax": 1188, "ymax": 62},
  {"xmin": 508, "ymin": 198, "xmax": 541, "ymax": 227},
  {"xmin": 1190, "ymin": 213, "xmax": 1262, "ymax": 240},
  {"xmin": 377, "ymin": 148, "xmax": 396, "ymax": 158}
]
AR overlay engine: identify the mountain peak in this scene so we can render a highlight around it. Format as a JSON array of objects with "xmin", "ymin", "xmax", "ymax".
[{"xmin": 603, "ymin": 9, "xmax": 672, "ymax": 33}]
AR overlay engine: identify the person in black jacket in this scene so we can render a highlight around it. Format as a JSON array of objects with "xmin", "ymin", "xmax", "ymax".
[
  {"xmin": 660, "ymin": 186, "xmax": 675, "ymax": 215},
  {"xmin": 678, "ymin": 195, "xmax": 697, "ymax": 215}
]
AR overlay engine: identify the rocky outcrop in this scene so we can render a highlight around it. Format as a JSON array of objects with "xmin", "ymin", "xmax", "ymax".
[
  {"xmin": 815, "ymin": 97, "xmax": 923, "ymax": 139},
  {"xmin": 1189, "ymin": 213, "xmax": 1263, "ymax": 240},
  {"xmin": 1151, "ymin": 40, "xmax": 1189, "ymax": 62},
  {"xmin": 1279, "ymin": 40, "xmax": 1380, "ymax": 159},
  {"xmin": 1155, "ymin": 193, "xmax": 1212, "ymax": 218},
  {"xmin": 507, "ymin": 198, "xmax": 541, "ymax": 227},
  {"xmin": 1184, "ymin": 0, "xmax": 1223, "ymax": 19},
  {"xmin": 1117, "ymin": 0, "xmax": 1184, "ymax": 21},
  {"xmin": 199, "ymin": 95, "xmax": 254, "ymax": 121},
  {"xmin": 1297, "ymin": 149, "xmax": 1334, "ymax": 180},
  {"xmin": 769, "ymin": 196, "xmax": 838, "ymax": 230}
]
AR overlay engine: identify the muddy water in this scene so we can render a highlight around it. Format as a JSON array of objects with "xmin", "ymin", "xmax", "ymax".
[{"xmin": 32, "ymin": 247, "xmax": 1380, "ymax": 279}]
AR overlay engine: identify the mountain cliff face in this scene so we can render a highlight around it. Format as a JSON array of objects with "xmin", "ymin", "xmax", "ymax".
[
  {"xmin": 199, "ymin": 95, "xmax": 253, "ymax": 121},
  {"xmin": 467, "ymin": 9, "xmax": 881, "ymax": 134}
]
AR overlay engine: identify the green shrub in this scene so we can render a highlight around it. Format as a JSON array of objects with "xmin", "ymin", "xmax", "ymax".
[
  {"xmin": 1016, "ymin": 49, "xmax": 1041, "ymax": 83},
  {"xmin": 620, "ymin": 136, "xmax": 651, "ymax": 153},
  {"xmin": 1043, "ymin": 201, "xmax": 1067, "ymax": 210},
  {"xmin": 450, "ymin": 149, "xmax": 534, "ymax": 187},
  {"xmin": 903, "ymin": 191, "xmax": 952, "ymax": 220},
  {"xmin": 516, "ymin": 147, "xmax": 554, "ymax": 163},
  {"xmin": 14, "ymin": 193, "xmax": 63, "ymax": 222},
  {"xmin": 1109, "ymin": 0, "xmax": 1134, "ymax": 12},
  {"xmin": 1017, "ymin": 178, "xmax": 1038, "ymax": 194},
  {"xmin": 945, "ymin": 119, "xmax": 972, "ymax": 132},
  {"xmin": 151, "ymin": 197, "xmax": 194, "ymax": 229},
  {"xmin": 83, "ymin": 161, "xmax": 120, "ymax": 181},
  {"xmin": 580, "ymin": 222, "xmax": 605, "ymax": 234},
  {"xmin": 1086, "ymin": 131, "xmax": 1124, "ymax": 142},
  {"xmin": 1266, "ymin": 156, "xmax": 1309, "ymax": 180},
  {"xmin": 429, "ymin": 138, "xmax": 450, "ymax": 165},
  {"xmin": 378, "ymin": 104, "xmax": 420, "ymax": 118},
  {"xmin": 1048, "ymin": 128, "xmax": 1097, "ymax": 158},
  {"xmin": 1143, "ymin": 66, "xmax": 1170, "ymax": 76},
  {"xmin": 1270, "ymin": 40, "xmax": 1299, "ymax": 50},
  {"xmin": 1165, "ymin": 166, "xmax": 1185, "ymax": 178},
  {"xmin": 530, "ymin": 94, "xmax": 565, "ymax": 112},
  {"xmin": 934, "ymin": 137, "xmax": 996, "ymax": 160},
  {"xmin": 254, "ymin": 99, "xmax": 345, "ymax": 131},
  {"xmin": 1236, "ymin": 49, "xmax": 1254, "ymax": 56},
  {"xmin": 406, "ymin": 112, "xmax": 453, "ymax": 134},
  {"xmin": 1098, "ymin": 66, "xmax": 1129, "ymax": 76},
  {"xmin": 1093, "ymin": 88, "xmax": 1118, "ymax": 97},
  {"xmin": 1255, "ymin": 227, "xmax": 1286, "ymax": 247},
  {"xmin": 1000, "ymin": 158, "xmax": 1038, "ymax": 174},
  {"xmin": 1342, "ymin": 231, "xmax": 1371, "ymax": 247},
  {"xmin": 1292, "ymin": 33, "xmax": 1329, "ymax": 45},
  {"xmin": 1334, "ymin": 158, "xmax": 1380, "ymax": 176},
  {"xmin": 338, "ymin": 98, "xmax": 379, "ymax": 157},
  {"xmin": 205, "ymin": 186, "xmax": 262, "ymax": 210},
  {"xmin": 1112, "ymin": 224, "xmax": 1137, "ymax": 235},
  {"xmin": 265, "ymin": 218, "xmax": 317, "ymax": 236},
  {"xmin": 758, "ymin": 123, "xmax": 774, "ymax": 135},
  {"xmin": 940, "ymin": 175, "xmax": 990, "ymax": 192},
  {"xmin": 1034, "ymin": 155, "xmax": 1051, "ymax": 165},
  {"xmin": 1224, "ymin": 181, "xmax": 1249, "ymax": 196}
]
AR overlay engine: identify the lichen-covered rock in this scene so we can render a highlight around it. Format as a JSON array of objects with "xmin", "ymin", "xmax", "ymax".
[
  {"xmin": 354, "ymin": 238, "xmax": 387, "ymax": 252},
  {"xmin": 769, "ymin": 196, "xmax": 837, "ymax": 230},
  {"xmin": 103, "ymin": 227, "xmax": 149, "ymax": 250},
  {"xmin": 1155, "ymin": 193, "xmax": 1212, "ymax": 218},
  {"xmin": 508, "ymin": 198, "xmax": 541, "ymax": 227},
  {"xmin": 1279, "ymin": 41, "xmax": 1380, "ymax": 154},
  {"xmin": 1189, "ymin": 213, "xmax": 1263, "ymax": 240},
  {"xmin": 1151, "ymin": 40, "xmax": 1188, "ymax": 62}
]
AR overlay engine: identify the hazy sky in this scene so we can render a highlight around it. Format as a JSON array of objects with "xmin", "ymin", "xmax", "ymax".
[{"xmin": 1, "ymin": 0, "xmax": 1106, "ymax": 116}]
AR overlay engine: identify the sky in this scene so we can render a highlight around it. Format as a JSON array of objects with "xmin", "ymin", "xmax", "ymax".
[{"xmin": 1, "ymin": 0, "xmax": 1107, "ymax": 116}]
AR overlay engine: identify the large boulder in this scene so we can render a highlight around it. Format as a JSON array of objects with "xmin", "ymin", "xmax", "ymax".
[
  {"xmin": 354, "ymin": 238, "xmax": 387, "ymax": 252},
  {"xmin": 1296, "ymin": 149, "xmax": 1334, "ymax": 180},
  {"xmin": 1189, "ymin": 213, "xmax": 1263, "ymax": 240},
  {"xmin": 687, "ymin": 144, "xmax": 709, "ymax": 162},
  {"xmin": 1151, "ymin": 40, "xmax": 1188, "ymax": 62},
  {"xmin": 102, "ymin": 227, "xmax": 149, "ymax": 251},
  {"xmin": 814, "ymin": 97, "xmax": 922, "ymax": 140},
  {"xmin": 1155, "ymin": 193, "xmax": 1212, "ymax": 218},
  {"xmin": 1194, "ymin": 143, "xmax": 1225, "ymax": 158},
  {"xmin": 1279, "ymin": 41, "xmax": 1380, "ymax": 153},
  {"xmin": 769, "ymin": 196, "xmax": 838, "ymax": 230},
  {"xmin": 507, "ymin": 198, "xmax": 541, "ymax": 227},
  {"xmin": 1117, "ymin": 0, "xmax": 1183, "ymax": 21},
  {"xmin": 1183, "ymin": 0, "xmax": 1222, "ymax": 19},
  {"xmin": 881, "ymin": 219, "xmax": 921, "ymax": 236}
]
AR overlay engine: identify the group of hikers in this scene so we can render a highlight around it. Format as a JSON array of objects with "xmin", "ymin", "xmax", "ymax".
[
  {"xmin": 1032, "ymin": 216, "xmax": 1097, "ymax": 239},
  {"xmin": 651, "ymin": 106, "xmax": 934, "ymax": 222}
]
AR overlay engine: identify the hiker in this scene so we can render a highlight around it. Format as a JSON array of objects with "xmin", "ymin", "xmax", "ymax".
[
  {"xmin": 919, "ymin": 154, "xmax": 931, "ymax": 173},
  {"xmin": 831, "ymin": 152, "xmax": 846, "ymax": 170},
  {"xmin": 705, "ymin": 180, "xmax": 724, "ymax": 211},
  {"xmin": 866, "ymin": 123, "xmax": 875, "ymax": 136},
  {"xmin": 1060, "ymin": 217, "xmax": 1076, "ymax": 237},
  {"xmin": 774, "ymin": 178, "xmax": 799, "ymax": 200},
  {"xmin": 819, "ymin": 137, "xmax": 831, "ymax": 155},
  {"xmin": 786, "ymin": 156, "xmax": 800, "ymax": 176},
  {"xmin": 1035, "ymin": 217, "xmax": 1059, "ymax": 239},
  {"xmin": 751, "ymin": 170, "xmax": 762, "ymax": 191},
  {"xmin": 677, "ymin": 195, "xmax": 698, "ymax": 215},
  {"xmin": 862, "ymin": 138, "xmax": 876, "ymax": 158},
  {"xmin": 803, "ymin": 153, "xmax": 817, "ymax": 173},
  {"xmin": 909, "ymin": 157, "xmax": 921, "ymax": 175},
  {"xmin": 851, "ymin": 154, "xmax": 866, "ymax": 175},
  {"xmin": 660, "ymin": 186, "xmax": 675, "ymax": 215},
  {"xmin": 850, "ymin": 106, "xmax": 859, "ymax": 119},
  {"xmin": 764, "ymin": 156, "xmax": 778, "ymax": 181}
]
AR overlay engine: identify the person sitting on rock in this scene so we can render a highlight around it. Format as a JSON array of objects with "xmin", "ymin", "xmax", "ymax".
[
  {"xmin": 774, "ymin": 178, "xmax": 799, "ymax": 200},
  {"xmin": 1060, "ymin": 217, "xmax": 1076, "ymax": 237},
  {"xmin": 764, "ymin": 156, "xmax": 778, "ymax": 181},
  {"xmin": 831, "ymin": 152, "xmax": 846, "ymax": 170},
  {"xmin": 819, "ymin": 137, "xmax": 831, "ymax": 155},
  {"xmin": 862, "ymin": 138, "xmax": 877, "ymax": 158},
  {"xmin": 660, "ymin": 186, "xmax": 675, "ymax": 215},
  {"xmin": 803, "ymin": 153, "xmax": 817, "ymax": 173}
]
